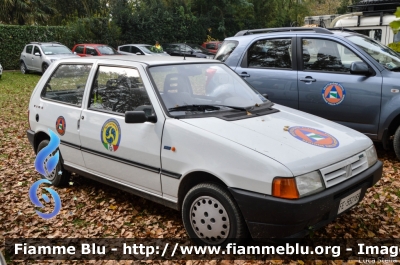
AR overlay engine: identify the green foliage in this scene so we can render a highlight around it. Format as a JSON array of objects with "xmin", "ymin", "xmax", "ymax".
[
  {"xmin": 390, "ymin": 7, "xmax": 400, "ymax": 33},
  {"xmin": 388, "ymin": 42, "xmax": 400, "ymax": 53}
]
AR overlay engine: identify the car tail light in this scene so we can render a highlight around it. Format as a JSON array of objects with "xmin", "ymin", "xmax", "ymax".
[{"xmin": 272, "ymin": 177, "xmax": 299, "ymax": 199}]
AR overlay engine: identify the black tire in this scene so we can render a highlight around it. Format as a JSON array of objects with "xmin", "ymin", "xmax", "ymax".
[
  {"xmin": 37, "ymin": 140, "xmax": 70, "ymax": 187},
  {"xmin": 20, "ymin": 62, "xmax": 29, "ymax": 74},
  {"xmin": 42, "ymin": 63, "xmax": 49, "ymax": 73},
  {"xmin": 182, "ymin": 183, "xmax": 248, "ymax": 246},
  {"xmin": 393, "ymin": 126, "xmax": 400, "ymax": 160}
]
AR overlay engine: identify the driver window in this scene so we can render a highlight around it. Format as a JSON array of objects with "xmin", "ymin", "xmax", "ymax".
[
  {"xmin": 302, "ymin": 38, "xmax": 362, "ymax": 73},
  {"xmin": 89, "ymin": 66, "xmax": 153, "ymax": 115}
]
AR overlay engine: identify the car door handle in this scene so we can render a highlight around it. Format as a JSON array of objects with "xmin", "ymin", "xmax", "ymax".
[
  {"xmin": 300, "ymin": 76, "xmax": 316, "ymax": 82},
  {"xmin": 239, "ymin": 72, "xmax": 250, "ymax": 78}
]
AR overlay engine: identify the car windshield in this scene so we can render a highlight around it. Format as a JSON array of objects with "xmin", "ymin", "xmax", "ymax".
[
  {"xmin": 187, "ymin": 44, "xmax": 209, "ymax": 53},
  {"xmin": 97, "ymin": 46, "xmax": 119, "ymax": 55},
  {"xmin": 41, "ymin": 46, "xmax": 72, "ymax": 55},
  {"xmin": 140, "ymin": 45, "xmax": 154, "ymax": 54},
  {"xmin": 347, "ymin": 35, "xmax": 400, "ymax": 70},
  {"xmin": 148, "ymin": 63, "xmax": 268, "ymax": 117}
]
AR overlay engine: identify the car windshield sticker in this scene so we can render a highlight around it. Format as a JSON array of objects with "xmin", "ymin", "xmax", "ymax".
[
  {"xmin": 56, "ymin": 116, "xmax": 66, "ymax": 136},
  {"xmin": 288, "ymin": 126, "xmax": 339, "ymax": 148},
  {"xmin": 101, "ymin": 119, "xmax": 121, "ymax": 152},
  {"xmin": 322, "ymin": 82, "xmax": 346, "ymax": 105}
]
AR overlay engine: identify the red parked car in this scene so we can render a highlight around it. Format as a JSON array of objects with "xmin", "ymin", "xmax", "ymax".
[
  {"xmin": 201, "ymin": 41, "xmax": 222, "ymax": 54},
  {"xmin": 72, "ymin": 44, "xmax": 120, "ymax": 57}
]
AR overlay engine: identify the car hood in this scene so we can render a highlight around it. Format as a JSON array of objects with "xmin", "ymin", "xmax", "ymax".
[
  {"xmin": 47, "ymin": 54, "xmax": 79, "ymax": 59},
  {"xmin": 181, "ymin": 104, "xmax": 372, "ymax": 176}
]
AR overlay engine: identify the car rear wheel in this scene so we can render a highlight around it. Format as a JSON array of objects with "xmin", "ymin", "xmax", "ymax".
[
  {"xmin": 20, "ymin": 62, "xmax": 29, "ymax": 74},
  {"xmin": 182, "ymin": 183, "xmax": 248, "ymax": 246},
  {"xmin": 393, "ymin": 126, "xmax": 400, "ymax": 160},
  {"xmin": 42, "ymin": 63, "xmax": 49, "ymax": 73},
  {"xmin": 37, "ymin": 140, "xmax": 70, "ymax": 187}
]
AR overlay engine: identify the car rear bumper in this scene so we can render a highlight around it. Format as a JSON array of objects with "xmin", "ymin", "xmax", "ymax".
[
  {"xmin": 27, "ymin": 129, "xmax": 35, "ymax": 150},
  {"xmin": 229, "ymin": 160, "xmax": 382, "ymax": 239}
]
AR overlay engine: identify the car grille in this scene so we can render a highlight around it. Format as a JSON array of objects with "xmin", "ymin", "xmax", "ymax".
[{"xmin": 319, "ymin": 151, "xmax": 368, "ymax": 188}]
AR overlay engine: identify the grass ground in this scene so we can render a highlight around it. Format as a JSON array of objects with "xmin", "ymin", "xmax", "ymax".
[{"xmin": 0, "ymin": 71, "xmax": 399, "ymax": 265}]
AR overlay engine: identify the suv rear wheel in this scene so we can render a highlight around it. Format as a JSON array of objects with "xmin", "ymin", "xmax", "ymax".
[
  {"xmin": 393, "ymin": 126, "xmax": 400, "ymax": 160},
  {"xmin": 182, "ymin": 183, "xmax": 248, "ymax": 246},
  {"xmin": 37, "ymin": 139, "xmax": 70, "ymax": 186},
  {"xmin": 20, "ymin": 62, "xmax": 29, "ymax": 74}
]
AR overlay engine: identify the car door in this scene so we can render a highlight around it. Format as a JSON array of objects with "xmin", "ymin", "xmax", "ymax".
[
  {"xmin": 39, "ymin": 63, "xmax": 93, "ymax": 167},
  {"xmin": 32, "ymin": 45, "xmax": 43, "ymax": 71},
  {"xmin": 22, "ymin": 45, "xmax": 34, "ymax": 69},
  {"xmin": 235, "ymin": 36, "xmax": 299, "ymax": 109},
  {"xmin": 79, "ymin": 64, "xmax": 164, "ymax": 194},
  {"xmin": 297, "ymin": 36, "xmax": 382, "ymax": 136}
]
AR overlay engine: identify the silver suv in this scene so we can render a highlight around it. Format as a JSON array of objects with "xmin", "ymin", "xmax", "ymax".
[{"xmin": 20, "ymin": 42, "xmax": 78, "ymax": 74}]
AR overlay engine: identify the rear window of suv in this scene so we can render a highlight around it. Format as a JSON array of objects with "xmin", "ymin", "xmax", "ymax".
[{"xmin": 215, "ymin": 41, "xmax": 238, "ymax": 62}]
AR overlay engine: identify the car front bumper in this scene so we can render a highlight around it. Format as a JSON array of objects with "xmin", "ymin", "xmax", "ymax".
[{"xmin": 229, "ymin": 160, "xmax": 382, "ymax": 239}]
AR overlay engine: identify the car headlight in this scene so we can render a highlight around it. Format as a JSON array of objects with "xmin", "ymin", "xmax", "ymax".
[
  {"xmin": 295, "ymin": 171, "xmax": 324, "ymax": 197},
  {"xmin": 365, "ymin": 145, "xmax": 378, "ymax": 167},
  {"xmin": 272, "ymin": 171, "xmax": 324, "ymax": 199}
]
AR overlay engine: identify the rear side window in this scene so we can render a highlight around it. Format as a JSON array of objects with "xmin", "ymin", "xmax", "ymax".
[
  {"xmin": 26, "ymin": 45, "xmax": 33, "ymax": 54},
  {"xmin": 119, "ymin": 46, "xmax": 130, "ymax": 52},
  {"xmin": 89, "ymin": 66, "xmax": 153, "ymax": 115},
  {"xmin": 247, "ymin": 39, "xmax": 292, "ymax": 69},
  {"xmin": 75, "ymin": 45, "xmax": 84, "ymax": 53},
  {"xmin": 206, "ymin": 43, "xmax": 216, "ymax": 49},
  {"xmin": 215, "ymin": 41, "xmax": 238, "ymax": 62},
  {"xmin": 41, "ymin": 64, "xmax": 92, "ymax": 106}
]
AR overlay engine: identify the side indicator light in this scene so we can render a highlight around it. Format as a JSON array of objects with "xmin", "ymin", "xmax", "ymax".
[{"xmin": 272, "ymin": 177, "xmax": 299, "ymax": 199}]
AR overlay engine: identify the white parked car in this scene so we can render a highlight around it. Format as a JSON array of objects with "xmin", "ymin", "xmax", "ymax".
[
  {"xmin": 118, "ymin": 44, "xmax": 170, "ymax": 56},
  {"xmin": 27, "ymin": 56, "xmax": 382, "ymax": 245}
]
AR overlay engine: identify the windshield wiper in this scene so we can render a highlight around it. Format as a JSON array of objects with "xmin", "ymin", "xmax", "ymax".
[{"xmin": 168, "ymin": 104, "xmax": 250, "ymax": 113}]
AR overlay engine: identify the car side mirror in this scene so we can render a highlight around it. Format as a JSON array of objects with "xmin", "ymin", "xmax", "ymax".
[
  {"xmin": 350, "ymin": 62, "xmax": 371, "ymax": 76},
  {"xmin": 262, "ymin": 93, "xmax": 269, "ymax": 99},
  {"xmin": 136, "ymin": 52, "xmax": 142, "ymax": 55},
  {"xmin": 34, "ymin": 52, "xmax": 41, "ymax": 56},
  {"xmin": 125, "ymin": 111, "xmax": 157, "ymax": 123},
  {"xmin": 74, "ymin": 52, "xmax": 77, "ymax": 55}
]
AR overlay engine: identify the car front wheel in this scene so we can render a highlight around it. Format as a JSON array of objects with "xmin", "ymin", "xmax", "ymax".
[
  {"xmin": 37, "ymin": 140, "xmax": 70, "ymax": 186},
  {"xmin": 182, "ymin": 183, "xmax": 248, "ymax": 246},
  {"xmin": 393, "ymin": 126, "xmax": 400, "ymax": 160},
  {"xmin": 20, "ymin": 62, "xmax": 29, "ymax": 74},
  {"xmin": 42, "ymin": 63, "xmax": 49, "ymax": 73}
]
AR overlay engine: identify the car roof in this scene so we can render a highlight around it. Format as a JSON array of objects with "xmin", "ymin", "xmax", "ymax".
[
  {"xmin": 75, "ymin": 44, "xmax": 108, "ymax": 47},
  {"xmin": 121, "ymin": 44, "xmax": 151, "ymax": 46},
  {"xmin": 59, "ymin": 55, "xmax": 218, "ymax": 66},
  {"xmin": 227, "ymin": 27, "xmax": 358, "ymax": 40}
]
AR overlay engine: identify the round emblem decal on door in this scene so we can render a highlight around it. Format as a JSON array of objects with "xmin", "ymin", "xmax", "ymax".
[
  {"xmin": 55, "ymin": 116, "xmax": 66, "ymax": 136},
  {"xmin": 100, "ymin": 119, "xmax": 121, "ymax": 152},
  {"xmin": 322, "ymin": 82, "xmax": 346, "ymax": 105},
  {"xmin": 288, "ymin": 126, "xmax": 339, "ymax": 148}
]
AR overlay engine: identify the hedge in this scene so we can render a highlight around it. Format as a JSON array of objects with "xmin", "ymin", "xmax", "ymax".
[
  {"xmin": 0, "ymin": 25, "xmax": 76, "ymax": 70},
  {"xmin": 388, "ymin": 42, "xmax": 400, "ymax": 53},
  {"xmin": 0, "ymin": 20, "xmax": 120, "ymax": 70}
]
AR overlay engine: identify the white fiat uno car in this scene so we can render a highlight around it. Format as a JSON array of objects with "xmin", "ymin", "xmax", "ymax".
[{"xmin": 27, "ymin": 56, "xmax": 382, "ymax": 245}]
